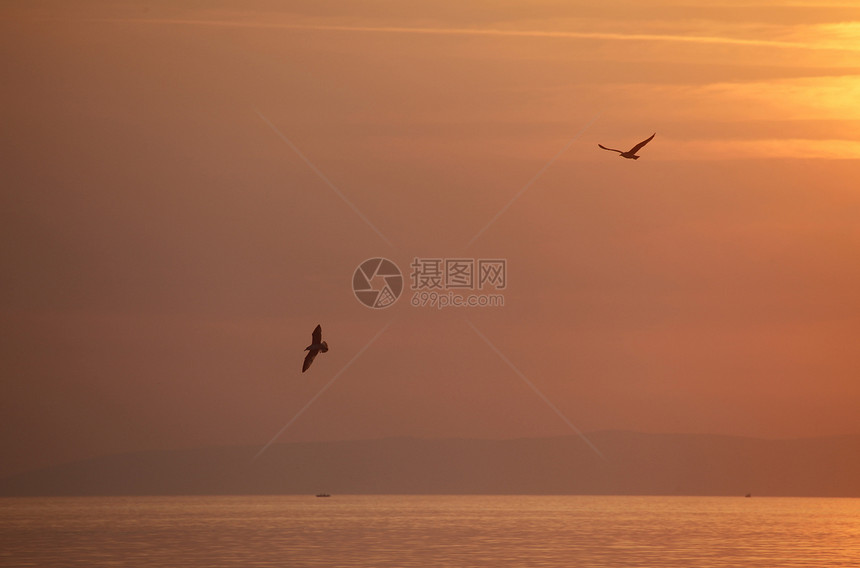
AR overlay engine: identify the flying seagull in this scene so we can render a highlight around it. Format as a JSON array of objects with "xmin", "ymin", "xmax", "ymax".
[
  {"xmin": 598, "ymin": 133, "xmax": 655, "ymax": 160},
  {"xmin": 302, "ymin": 324, "xmax": 328, "ymax": 373}
]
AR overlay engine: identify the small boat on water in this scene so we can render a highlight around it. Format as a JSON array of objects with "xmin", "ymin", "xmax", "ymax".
[{"xmin": 316, "ymin": 493, "xmax": 331, "ymax": 498}]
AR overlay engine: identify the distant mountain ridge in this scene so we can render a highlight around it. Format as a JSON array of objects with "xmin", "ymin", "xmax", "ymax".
[{"xmin": 1, "ymin": 431, "xmax": 858, "ymax": 497}]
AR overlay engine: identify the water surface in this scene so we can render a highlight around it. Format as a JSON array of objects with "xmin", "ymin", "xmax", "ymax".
[{"xmin": 1, "ymin": 495, "xmax": 858, "ymax": 567}]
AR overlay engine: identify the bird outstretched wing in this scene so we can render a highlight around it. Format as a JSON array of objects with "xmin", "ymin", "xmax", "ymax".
[
  {"xmin": 311, "ymin": 324, "xmax": 322, "ymax": 345},
  {"xmin": 628, "ymin": 133, "xmax": 655, "ymax": 154},
  {"xmin": 302, "ymin": 350, "xmax": 318, "ymax": 373},
  {"xmin": 598, "ymin": 143, "xmax": 623, "ymax": 153}
]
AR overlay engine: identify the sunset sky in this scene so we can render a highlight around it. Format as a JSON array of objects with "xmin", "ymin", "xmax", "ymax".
[{"xmin": 2, "ymin": 0, "xmax": 859, "ymax": 479}]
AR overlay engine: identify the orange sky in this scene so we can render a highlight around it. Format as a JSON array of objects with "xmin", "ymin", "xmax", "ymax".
[{"xmin": 2, "ymin": 0, "xmax": 860, "ymax": 478}]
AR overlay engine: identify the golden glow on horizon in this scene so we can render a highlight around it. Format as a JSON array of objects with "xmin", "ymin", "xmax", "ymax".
[
  {"xmin": 702, "ymin": 75, "xmax": 860, "ymax": 128},
  {"xmin": 807, "ymin": 21, "xmax": 860, "ymax": 51},
  {"xmin": 668, "ymin": 138, "xmax": 860, "ymax": 160}
]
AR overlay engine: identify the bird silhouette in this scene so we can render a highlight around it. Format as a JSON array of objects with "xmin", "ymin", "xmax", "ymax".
[
  {"xmin": 302, "ymin": 324, "xmax": 328, "ymax": 373},
  {"xmin": 598, "ymin": 133, "xmax": 655, "ymax": 160}
]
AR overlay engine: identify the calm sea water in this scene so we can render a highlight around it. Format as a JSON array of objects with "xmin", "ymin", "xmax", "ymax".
[{"xmin": 1, "ymin": 495, "xmax": 858, "ymax": 567}]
